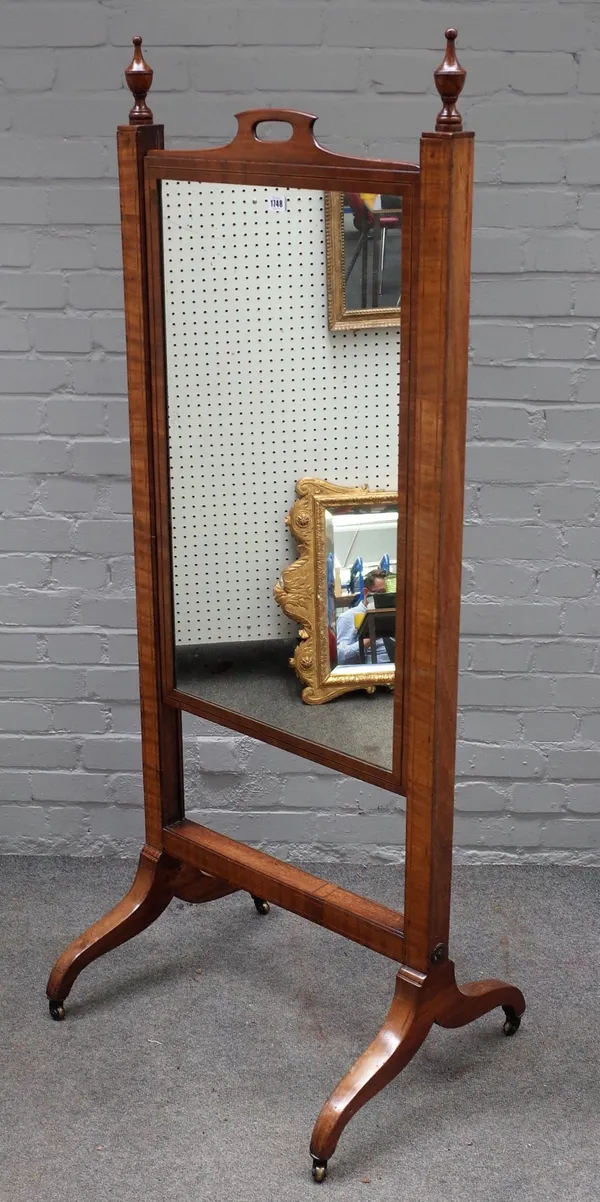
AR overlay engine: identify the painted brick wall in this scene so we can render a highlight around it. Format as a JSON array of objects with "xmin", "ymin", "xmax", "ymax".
[{"xmin": 1, "ymin": 1, "xmax": 599, "ymax": 862}]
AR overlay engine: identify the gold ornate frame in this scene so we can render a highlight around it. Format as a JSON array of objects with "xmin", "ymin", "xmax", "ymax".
[
  {"xmin": 274, "ymin": 478, "xmax": 398, "ymax": 704},
  {"xmin": 324, "ymin": 192, "xmax": 402, "ymax": 331}
]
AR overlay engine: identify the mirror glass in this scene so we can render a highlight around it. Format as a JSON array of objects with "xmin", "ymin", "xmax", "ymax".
[
  {"xmin": 161, "ymin": 180, "xmax": 402, "ymax": 772},
  {"xmin": 329, "ymin": 506, "xmax": 398, "ymax": 673},
  {"xmin": 325, "ymin": 193, "xmax": 402, "ymax": 329}
]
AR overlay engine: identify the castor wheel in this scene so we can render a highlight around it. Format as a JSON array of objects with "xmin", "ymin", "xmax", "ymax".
[
  {"xmin": 311, "ymin": 1157, "xmax": 328, "ymax": 1183},
  {"xmin": 502, "ymin": 1005, "xmax": 521, "ymax": 1036},
  {"xmin": 49, "ymin": 1000, "xmax": 65, "ymax": 1022},
  {"xmin": 251, "ymin": 895, "xmax": 270, "ymax": 916}
]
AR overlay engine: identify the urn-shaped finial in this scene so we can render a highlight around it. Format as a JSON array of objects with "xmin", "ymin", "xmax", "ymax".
[
  {"xmin": 434, "ymin": 28, "xmax": 466, "ymax": 132},
  {"xmin": 124, "ymin": 36, "xmax": 154, "ymax": 125}
]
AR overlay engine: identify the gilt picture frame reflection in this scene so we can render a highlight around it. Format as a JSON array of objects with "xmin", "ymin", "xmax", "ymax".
[
  {"xmin": 274, "ymin": 479, "xmax": 398, "ymax": 704},
  {"xmin": 325, "ymin": 192, "xmax": 402, "ymax": 330}
]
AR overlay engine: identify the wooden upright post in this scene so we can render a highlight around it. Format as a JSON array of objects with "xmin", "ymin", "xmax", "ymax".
[
  {"xmin": 402, "ymin": 29, "xmax": 474, "ymax": 974},
  {"xmin": 118, "ymin": 38, "xmax": 184, "ymax": 848}
]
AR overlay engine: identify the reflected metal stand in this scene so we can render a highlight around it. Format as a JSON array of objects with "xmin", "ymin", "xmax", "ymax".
[{"xmin": 47, "ymin": 30, "xmax": 525, "ymax": 1181}]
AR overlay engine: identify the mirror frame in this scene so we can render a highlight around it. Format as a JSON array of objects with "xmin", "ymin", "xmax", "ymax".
[
  {"xmin": 325, "ymin": 191, "xmax": 402, "ymax": 331},
  {"xmin": 115, "ymin": 34, "xmax": 477, "ymax": 1005},
  {"xmin": 143, "ymin": 115, "xmax": 418, "ymax": 791},
  {"xmin": 275, "ymin": 478, "xmax": 398, "ymax": 704}
]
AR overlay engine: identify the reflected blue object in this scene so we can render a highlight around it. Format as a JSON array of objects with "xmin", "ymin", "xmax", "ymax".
[
  {"xmin": 326, "ymin": 551, "xmax": 336, "ymax": 629},
  {"xmin": 349, "ymin": 557, "xmax": 363, "ymax": 606}
]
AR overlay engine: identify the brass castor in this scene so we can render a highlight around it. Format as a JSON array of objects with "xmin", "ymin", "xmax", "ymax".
[
  {"xmin": 311, "ymin": 1158, "xmax": 328, "ymax": 1183},
  {"xmin": 49, "ymin": 1000, "xmax": 65, "ymax": 1022},
  {"xmin": 251, "ymin": 895, "xmax": 270, "ymax": 916},
  {"xmin": 502, "ymin": 1006, "xmax": 521, "ymax": 1037}
]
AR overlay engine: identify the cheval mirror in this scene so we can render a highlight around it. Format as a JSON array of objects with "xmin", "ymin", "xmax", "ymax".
[{"xmin": 47, "ymin": 30, "xmax": 525, "ymax": 1182}]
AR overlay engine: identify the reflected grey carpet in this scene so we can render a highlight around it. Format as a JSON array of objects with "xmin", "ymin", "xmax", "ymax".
[
  {"xmin": 175, "ymin": 641, "xmax": 395, "ymax": 770},
  {"xmin": 2, "ymin": 858, "xmax": 599, "ymax": 1202}
]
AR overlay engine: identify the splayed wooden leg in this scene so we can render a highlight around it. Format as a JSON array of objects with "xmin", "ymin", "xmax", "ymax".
[
  {"xmin": 309, "ymin": 960, "xmax": 525, "ymax": 1177},
  {"xmin": 47, "ymin": 846, "xmax": 260, "ymax": 1018},
  {"xmin": 310, "ymin": 964, "xmax": 437, "ymax": 1170},
  {"xmin": 46, "ymin": 845, "xmax": 182, "ymax": 1015},
  {"xmin": 46, "ymin": 845, "xmax": 233, "ymax": 1014},
  {"xmin": 435, "ymin": 972, "xmax": 525, "ymax": 1036}
]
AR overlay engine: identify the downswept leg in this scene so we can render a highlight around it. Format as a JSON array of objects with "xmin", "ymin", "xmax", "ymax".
[
  {"xmin": 309, "ymin": 961, "xmax": 525, "ymax": 1180},
  {"xmin": 46, "ymin": 845, "xmax": 237, "ymax": 1018},
  {"xmin": 47, "ymin": 846, "xmax": 181, "ymax": 1018},
  {"xmin": 435, "ymin": 975, "xmax": 525, "ymax": 1037},
  {"xmin": 310, "ymin": 964, "xmax": 434, "ymax": 1179}
]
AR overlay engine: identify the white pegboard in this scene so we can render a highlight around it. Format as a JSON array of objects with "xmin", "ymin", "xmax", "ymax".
[{"xmin": 161, "ymin": 181, "xmax": 401, "ymax": 646}]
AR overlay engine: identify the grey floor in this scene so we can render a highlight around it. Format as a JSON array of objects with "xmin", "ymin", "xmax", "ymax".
[{"xmin": 2, "ymin": 858, "xmax": 599, "ymax": 1202}]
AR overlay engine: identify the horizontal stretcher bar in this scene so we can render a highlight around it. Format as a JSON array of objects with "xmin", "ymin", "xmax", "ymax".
[{"xmin": 164, "ymin": 819, "xmax": 406, "ymax": 963}]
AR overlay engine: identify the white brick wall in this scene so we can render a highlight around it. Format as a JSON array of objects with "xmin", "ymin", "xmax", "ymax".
[{"xmin": 0, "ymin": 0, "xmax": 599, "ymax": 862}]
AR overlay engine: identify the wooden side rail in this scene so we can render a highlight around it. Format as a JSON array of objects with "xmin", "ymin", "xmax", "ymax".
[{"xmin": 164, "ymin": 819, "xmax": 406, "ymax": 962}]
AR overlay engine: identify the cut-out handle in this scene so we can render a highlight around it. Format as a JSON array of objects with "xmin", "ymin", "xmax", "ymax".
[{"xmin": 232, "ymin": 108, "xmax": 318, "ymax": 153}]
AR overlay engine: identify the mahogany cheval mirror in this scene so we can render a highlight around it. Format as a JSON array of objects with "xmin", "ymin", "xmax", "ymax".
[{"xmin": 47, "ymin": 30, "xmax": 525, "ymax": 1182}]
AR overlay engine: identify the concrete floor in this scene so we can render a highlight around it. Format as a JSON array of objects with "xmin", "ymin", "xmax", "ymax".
[{"xmin": 2, "ymin": 857, "xmax": 599, "ymax": 1202}]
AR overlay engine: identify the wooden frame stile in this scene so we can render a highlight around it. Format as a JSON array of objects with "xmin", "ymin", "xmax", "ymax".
[{"xmin": 47, "ymin": 31, "xmax": 525, "ymax": 1183}]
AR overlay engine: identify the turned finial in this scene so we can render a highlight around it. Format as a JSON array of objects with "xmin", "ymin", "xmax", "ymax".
[
  {"xmin": 124, "ymin": 36, "xmax": 154, "ymax": 125},
  {"xmin": 434, "ymin": 28, "xmax": 466, "ymax": 132}
]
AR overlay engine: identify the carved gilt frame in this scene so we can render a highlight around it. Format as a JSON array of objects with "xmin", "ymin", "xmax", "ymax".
[
  {"xmin": 324, "ymin": 191, "xmax": 402, "ymax": 331},
  {"xmin": 274, "ymin": 477, "xmax": 398, "ymax": 704}
]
